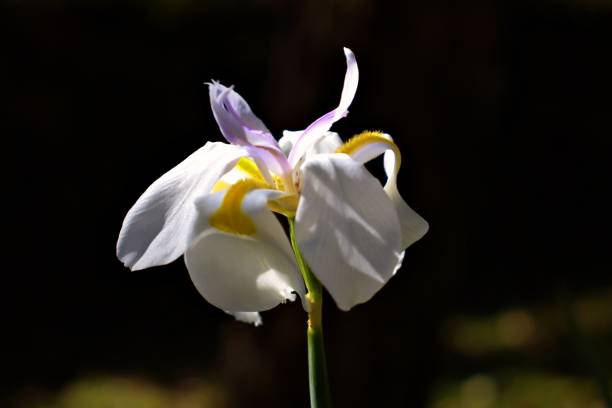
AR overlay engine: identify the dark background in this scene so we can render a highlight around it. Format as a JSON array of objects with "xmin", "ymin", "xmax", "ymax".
[{"xmin": 4, "ymin": 0, "xmax": 612, "ymax": 407}]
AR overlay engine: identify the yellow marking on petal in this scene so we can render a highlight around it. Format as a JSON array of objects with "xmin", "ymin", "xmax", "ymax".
[
  {"xmin": 209, "ymin": 178, "xmax": 268, "ymax": 236},
  {"xmin": 236, "ymin": 157, "xmax": 266, "ymax": 182},
  {"xmin": 211, "ymin": 157, "xmax": 267, "ymax": 193},
  {"xmin": 209, "ymin": 157, "xmax": 295, "ymax": 231},
  {"xmin": 336, "ymin": 130, "xmax": 402, "ymax": 169},
  {"xmin": 211, "ymin": 180, "xmax": 231, "ymax": 193}
]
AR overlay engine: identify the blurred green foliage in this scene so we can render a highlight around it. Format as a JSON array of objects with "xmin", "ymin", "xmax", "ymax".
[
  {"xmin": 430, "ymin": 289, "xmax": 612, "ymax": 407},
  {"xmin": 431, "ymin": 372, "xmax": 607, "ymax": 408},
  {"xmin": 444, "ymin": 289, "xmax": 612, "ymax": 357},
  {"xmin": 10, "ymin": 377, "xmax": 227, "ymax": 408}
]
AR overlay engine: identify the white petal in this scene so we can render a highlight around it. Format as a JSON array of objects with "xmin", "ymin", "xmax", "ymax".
[
  {"xmin": 383, "ymin": 150, "xmax": 429, "ymax": 248},
  {"xmin": 116, "ymin": 142, "xmax": 246, "ymax": 271},
  {"xmin": 280, "ymin": 130, "xmax": 342, "ymax": 158},
  {"xmin": 295, "ymin": 153, "xmax": 403, "ymax": 311},
  {"xmin": 338, "ymin": 132, "xmax": 428, "ymax": 249},
  {"xmin": 309, "ymin": 132, "xmax": 343, "ymax": 156},
  {"xmin": 185, "ymin": 189, "xmax": 306, "ymax": 313},
  {"xmin": 279, "ymin": 130, "xmax": 302, "ymax": 156}
]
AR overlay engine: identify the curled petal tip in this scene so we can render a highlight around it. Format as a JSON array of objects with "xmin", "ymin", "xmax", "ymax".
[
  {"xmin": 287, "ymin": 47, "xmax": 359, "ymax": 166},
  {"xmin": 205, "ymin": 79, "xmax": 221, "ymax": 88},
  {"xmin": 227, "ymin": 311, "xmax": 263, "ymax": 326}
]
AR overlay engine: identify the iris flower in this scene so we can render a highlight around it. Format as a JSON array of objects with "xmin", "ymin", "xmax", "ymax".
[{"xmin": 116, "ymin": 48, "xmax": 428, "ymax": 326}]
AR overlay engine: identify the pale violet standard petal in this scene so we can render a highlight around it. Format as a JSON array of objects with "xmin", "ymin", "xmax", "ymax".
[
  {"xmin": 295, "ymin": 153, "xmax": 403, "ymax": 311},
  {"xmin": 208, "ymin": 81, "xmax": 279, "ymax": 150},
  {"xmin": 185, "ymin": 188, "xmax": 306, "ymax": 313},
  {"xmin": 116, "ymin": 142, "xmax": 246, "ymax": 271},
  {"xmin": 249, "ymin": 145, "xmax": 294, "ymax": 189},
  {"xmin": 287, "ymin": 48, "xmax": 359, "ymax": 167},
  {"xmin": 208, "ymin": 82, "xmax": 293, "ymax": 185}
]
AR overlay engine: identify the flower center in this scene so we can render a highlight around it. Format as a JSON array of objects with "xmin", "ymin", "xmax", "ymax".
[{"xmin": 209, "ymin": 157, "xmax": 299, "ymax": 235}]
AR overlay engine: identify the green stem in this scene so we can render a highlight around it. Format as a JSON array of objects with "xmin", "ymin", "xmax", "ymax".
[{"xmin": 288, "ymin": 218, "xmax": 332, "ymax": 408}]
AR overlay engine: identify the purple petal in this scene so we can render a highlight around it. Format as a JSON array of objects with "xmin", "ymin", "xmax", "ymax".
[
  {"xmin": 208, "ymin": 81, "xmax": 279, "ymax": 150},
  {"xmin": 208, "ymin": 81, "xmax": 292, "ymax": 184},
  {"xmin": 287, "ymin": 48, "xmax": 359, "ymax": 167}
]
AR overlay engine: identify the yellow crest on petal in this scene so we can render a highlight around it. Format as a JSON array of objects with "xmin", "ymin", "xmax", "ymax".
[
  {"xmin": 336, "ymin": 130, "xmax": 401, "ymax": 169},
  {"xmin": 211, "ymin": 157, "xmax": 266, "ymax": 193},
  {"xmin": 209, "ymin": 178, "xmax": 267, "ymax": 236}
]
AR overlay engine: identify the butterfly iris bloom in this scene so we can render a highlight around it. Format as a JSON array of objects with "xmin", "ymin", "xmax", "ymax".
[{"xmin": 117, "ymin": 48, "xmax": 428, "ymax": 325}]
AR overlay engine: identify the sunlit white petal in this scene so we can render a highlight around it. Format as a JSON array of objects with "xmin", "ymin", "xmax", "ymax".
[
  {"xmin": 295, "ymin": 154, "xmax": 403, "ymax": 311},
  {"xmin": 279, "ymin": 130, "xmax": 301, "ymax": 156},
  {"xmin": 280, "ymin": 130, "xmax": 342, "ymax": 158},
  {"xmin": 117, "ymin": 142, "xmax": 246, "ymax": 271},
  {"xmin": 338, "ymin": 132, "xmax": 428, "ymax": 249},
  {"xmin": 185, "ymin": 189, "xmax": 306, "ymax": 313},
  {"xmin": 383, "ymin": 150, "xmax": 429, "ymax": 248},
  {"xmin": 308, "ymin": 132, "xmax": 343, "ymax": 156}
]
